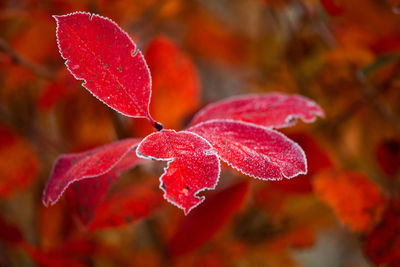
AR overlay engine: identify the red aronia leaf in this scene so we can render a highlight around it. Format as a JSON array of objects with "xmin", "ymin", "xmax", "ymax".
[
  {"xmin": 136, "ymin": 130, "xmax": 221, "ymax": 214},
  {"xmin": 188, "ymin": 120, "xmax": 307, "ymax": 180},
  {"xmin": 88, "ymin": 179, "xmax": 163, "ymax": 231},
  {"xmin": 67, "ymin": 145, "xmax": 147, "ymax": 226},
  {"xmin": 54, "ymin": 12, "xmax": 158, "ymax": 126},
  {"xmin": 168, "ymin": 181, "xmax": 249, "ymax": 257},
  {"xmin": 190, "ymin": 93, "xmax": 324, "ymax": 128},
  {"xmin": 65, "ymin": 172, "xmax": 118, "ymax": 226},
  {"xmin": 42, "ymin": 138, "xmax": 142, "ymax": 207}
]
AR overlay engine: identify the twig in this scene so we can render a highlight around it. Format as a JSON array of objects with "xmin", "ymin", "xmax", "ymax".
[{"xmin": 0, "ymin": 38, "xmax": 54, "ymax": 79}]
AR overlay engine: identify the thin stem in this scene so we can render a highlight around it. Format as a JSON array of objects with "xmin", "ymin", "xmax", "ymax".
[
  {"xmin": 153, "ymin": 121, "xmax": 164, "ymax": 131},
  {"xmin": 146, "ymin": 115, "xmax": 164, "ymax": 131}
]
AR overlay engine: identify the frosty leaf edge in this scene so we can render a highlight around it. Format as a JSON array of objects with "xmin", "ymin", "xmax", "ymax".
[
  {"xmin": 54, "ymin": 12, "xmax": 161, "ymax": 128},
  {"xmin": 190, "ymin": 92, "xmax": 325, "ymax": 128},
  {"xmin": 188, "ymin": 119, "xmax": 308, "ymax": 181},
  {"xmin": 136, "ymin": 130, "xmax": 221, "ymax": 214},
  {"xmin": 42, "ymin": 139, "xmax": 141, "ymax": 207}
]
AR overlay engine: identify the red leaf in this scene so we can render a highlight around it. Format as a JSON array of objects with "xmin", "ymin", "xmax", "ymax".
[
  {"xmin": 88, "ymin": 179, "xmax": 163, "ymax": 231},
  {"xmin": 313, "ymin": 171, "xmax": 386, "ymax": 232},
  {"xmin": 42, "ymin": 138, "xmax": 142, "ymax": 206},
  {"xmin": 65, "ymin": 172, "xmax": 118, "ymax": 225},
  {"xmin": 168, "ymin": 181, "xmax": 249, "ymax": 257},
  {"xmin": 190, "ymin": 93, "xmax": 324, "ymax": 128},
  {"xmin": 136, "ymin": 130, "xmax": 221, "ymax": 214},
  {"xmin": 188, "ymin": 120, "xmax": 307, "ymax": 180},
  {"xmin": 54, "ymin": 12, "xmax": 156, "ymax": 124}
]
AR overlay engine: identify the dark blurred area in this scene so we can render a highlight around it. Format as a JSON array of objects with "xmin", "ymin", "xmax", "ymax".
[{"xmin": 0, "ymin": 0, "xmax": 400, "ymax": 266}]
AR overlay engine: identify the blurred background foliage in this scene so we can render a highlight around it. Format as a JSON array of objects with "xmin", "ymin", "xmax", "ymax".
[{"xmin": 0, "ymin": 0, "xmax": 400, "ymax": 266}]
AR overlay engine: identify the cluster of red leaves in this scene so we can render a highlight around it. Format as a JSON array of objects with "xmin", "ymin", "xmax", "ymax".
[
  {"xmin": 12, "ymin": 12, "xmax": 327, "ymax": 266},
  {"xmin": 43, "ymin": 12, "xmax": 324, "ymax": 218}
]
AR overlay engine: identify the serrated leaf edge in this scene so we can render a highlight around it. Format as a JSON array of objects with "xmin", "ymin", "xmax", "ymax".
[
  {"xmin": 136, "ymin": 130, "xmax": 221, "ymax": 215},
  {"xmin": 190, "ymin": 92, "xmax": 325, "ymax": 128},
  {"xmin": 42, "ymin": 138, "xmax": 141, "ymax": 206},
  {"xmin": 188, "ymin": 119, "xmax": 308, "ymax": 181},
  {"xmin": 53, "ymin": 12, "xmax": 154, "ymax": 121}
]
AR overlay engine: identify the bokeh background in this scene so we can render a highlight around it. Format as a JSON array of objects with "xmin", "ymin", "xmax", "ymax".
[{"xmin": 1, "ymin": 0, "xmax": 400, "ymax": 266}]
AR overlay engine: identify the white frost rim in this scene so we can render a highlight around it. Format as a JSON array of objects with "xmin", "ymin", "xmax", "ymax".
[
  {"xmin": 53, "ymin": 12, "xmax": 155, "ymax": 121},
  {"xmin": 42, "ymin": 138, "xmax": 142, "ymax": 206},
  {"xmin": 136, "ymin": 129, "xmax": 222, "ymax": 215},
  {"xmin": 187, "ymin": 119, "xmax": 308, "ymax": 181},
  {"xmin": 189, "ymin": 92, "xmax": 325, "ymax": 128}
]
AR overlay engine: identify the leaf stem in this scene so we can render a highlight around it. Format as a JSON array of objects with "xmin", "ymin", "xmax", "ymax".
[
  {"xmin": 154, "ymin": 121, "xmax": 164, "ymax": 131},
  {"xmin": 147, "ymin": 115, "xmax": 163, "ymax": 131}
]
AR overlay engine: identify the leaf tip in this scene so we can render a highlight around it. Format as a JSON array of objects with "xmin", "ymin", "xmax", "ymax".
[
  {"xmin": 183, "ymin": 196, "xmax": 206, "ymax": 215},
  {"xmin": 316, "ymin": 106, "xmax": 326, "ymax": 119},
  {"xmin": 41, "ymin": 193, "xmax": 52, "ymax": 207},
  {"xmin": 42, "ymin": 185, "xmax": 59, "ymax": 207},
  {"xmin": 158, "ymin": 175, "xmax": 206, "ymax": 216}
]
